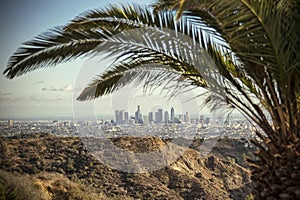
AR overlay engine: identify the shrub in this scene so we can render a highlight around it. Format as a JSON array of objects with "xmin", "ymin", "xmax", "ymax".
[{"xmin": 0, "ymin": 170, "xmax": 46, "ymax": 200}]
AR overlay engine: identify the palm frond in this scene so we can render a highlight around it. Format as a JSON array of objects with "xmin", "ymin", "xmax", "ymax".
[
  {"xmin": 153, "ymin": 0, "xmax": 300, "ymax": 140},
  {"xmin": 4, "ymin": 5, "xmax": 225, "ymax": 81},
  {"xmin": 76, "ymin": 28, "xmax": 211, "ymax": 100},
  {"xmin": 154, "ymin": 0, "xmax": 300, "ymax": 88},
  {"xmin": 77, "ymin": 65, "xmax": 194, "ymax": 101},
  {"xmin": 3, "ymin": 27, "xmax": 108, "ymax": 78}
]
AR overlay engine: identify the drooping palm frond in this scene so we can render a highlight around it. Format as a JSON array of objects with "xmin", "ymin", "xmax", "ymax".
[
  {"xmin": 3, "ymin": 5, "xmax": 228, "ymax": 93},
  {"xmin": 76, "ymin": 65, "xmax": 197, "ymax": 101},
  {"xmin": 154, "ymin": 0, "xmax": 300, "ymax": 138},
  {"xmin": 3, "ymin": 27, "xmax": 110, "ymax": 78},
  {"xmin": 3, "ymin": 5, "xmax": 225, "ymax": 81},
  {"xmin": 65, "ymin": 4, "xmax": 221, "ymax": 37},
  {"xmin": 4, "ymin": 4, "xmax": 267, "ymax": 122},
  {"xmin": 75, "ymin": 26, "xmax": 210, "ymax": 100},
  {"xmin": 64, "ymin": 4, "xmax": 292, "ymax": 131},
  {"xmin": 154, "ymin": 1, "xmax": 300, "ymax": 198},
  {"xmin": 154, "ymin": 0, "xmax": 300, "ymax": 88}
]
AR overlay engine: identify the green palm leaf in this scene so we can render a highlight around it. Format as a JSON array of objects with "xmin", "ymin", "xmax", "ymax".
[
  {"xmin": 3, "ymin": 5, "xmax": 225, "ymax": 80},
  {"xmin": 155, "ymin": 0, "xmax": 300, "ymax": 87},
  {"xmin": 3, "ymin": 27, "xmax": 109, "ymax": 78}
]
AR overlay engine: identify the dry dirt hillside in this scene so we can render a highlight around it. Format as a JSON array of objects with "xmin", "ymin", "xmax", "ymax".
[{"xmin": 0, "ymin": 133, "xmax": 253, "ymax": 200}]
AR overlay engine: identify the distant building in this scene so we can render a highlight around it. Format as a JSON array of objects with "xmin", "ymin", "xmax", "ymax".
[
  {"xmin": 129, "ymin": 119, "xmax": 135, "ymax": 125},
  {"xmin": 155, "ymin": 108, "xmax": 163, "ymax": 123},
  {"xmin": 115, "ymin": 110, "xmax": 121, "ymax": 124},
  {"xmin": 199, "ymin": 115, "xmax": 205, "ymax": 124},
  {"xmin": 178, "ymin": 114, "xmax": 183, "ymax": 122},
  {"xmin": 205, "ymin": 117, "xmax": 210, "ymax": 125},
  {"xmin": 135, "ymin": 105, "xmax": 143, "ymax": 124},
  {"xmin": 143, "ymin": 116, "xmax": 149, "ymax": 125},
  {"xmin": 148, "ymin": 112, "xmax": 153, "ymax": 122},
  {"xmin": 164, "ymin": 111, "xmax": 169, "ymax": 123},
  {"xmin": 8, "ymin": 119, "xmax": 14, "ymax": 127},
  {"xmin": 120, "ymin": 110, "xmax": 125, "ymax": 123},
  {"xmin": 115, "ymin": 110, "xmax": 127, "ymax": 124},
  {"xmin": 170, "ymin": 107, "xmax": 174, "ymax": 123},
  {"xmin": 185, "ymin": 111, "xmax": 190, "ymax": 123},
  {"xmin": 124, "ymin": 112, "xmax": 129, "ymax": 124}
]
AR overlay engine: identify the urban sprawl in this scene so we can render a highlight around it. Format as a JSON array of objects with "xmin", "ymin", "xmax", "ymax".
[{"xmin": 1, "ymin": 105, "xmax": 256, "ymax": 148}]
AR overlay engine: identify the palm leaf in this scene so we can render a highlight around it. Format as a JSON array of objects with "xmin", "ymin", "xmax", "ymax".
[
  {"xmin": 77, "ymin": 66, "xmax": 195, "ymax": 101},
  {"xmin": 154, "ymin": 0, "xmax": 300, "ymax": 139},
  {"xmin": 154, "ymin": 0, "xmax": 300, "ymax": 89},
  {"xmin": 3, "ymin": 5, "xmax": 225, "ymax": 80},
  {"xmin": 3, "ymin": 27, "xmax": 109, "ymax": 78}
]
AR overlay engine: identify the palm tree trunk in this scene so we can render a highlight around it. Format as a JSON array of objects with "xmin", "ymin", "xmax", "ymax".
[{"xmin": 247, "ymin": 133, "xmax": 300, "ymax": 199}]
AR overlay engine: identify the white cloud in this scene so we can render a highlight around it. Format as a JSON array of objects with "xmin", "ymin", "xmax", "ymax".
[
  {"xmin": 2, "ymin": 92, "xmax": 12, "ymax": 96},
  {"xmin": 29, "ymin": 96, "xmax": 65, "ymax": 102},
  {"xmin": 42, "ymin": 84, "xmax": 74, "ymax": 92}
]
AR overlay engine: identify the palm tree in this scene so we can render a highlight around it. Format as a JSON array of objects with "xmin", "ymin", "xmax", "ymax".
[{"xmin": 3, "ymin": 1, "xmax": 300, "ymax": 199}]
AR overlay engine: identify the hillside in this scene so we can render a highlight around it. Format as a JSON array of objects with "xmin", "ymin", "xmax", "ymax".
[{"xmin": 0, "ymin": 133, "xmax": 253, "ymax": 199}]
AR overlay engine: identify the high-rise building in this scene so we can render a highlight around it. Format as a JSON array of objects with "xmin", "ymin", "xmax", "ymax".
[
  {"xmin": 135, "ymin": 105, "xmax": 143, "ymax": 124},
  {"xmin": 185, "ymin": 111, "xmax": 190, "ymax": 123},
  {"xmin": 164, "ymin": 111, "xmax": 169, "ymax": 123},
  {"xmin": 124, "ymin": 112, "xmax": 129, "ymax": 124},
  {"xmin": 115, "ymin": 110, "xmax": 128, "ymax": 124},
  {"xmin": 155, "ymin": 112, "xmax": 159, "ymax": 123},
  {"xmin": 148, "ymin": 112, "xmax": 153, "ymax": 122},
  {"xmin": 115, "ymin": 110, "xmax": 121, "ymax": 124},
  {"xmin": 120, "ymin": 110, "xmax": 125, "ymax": 124},
  {"xmin": 158, "ymin": 109, "xmax": 163, "ymax": 122},
  {"xmin": 178, "ymin": 114, "xmax": 183, "ymax": 122},
  {"xmin": 155, "ymin": 108, "xmax": 163, "ymax": 123},
  {"xmin": 170, "ymin": 107, "xmax": 174, "ymax": 123}
]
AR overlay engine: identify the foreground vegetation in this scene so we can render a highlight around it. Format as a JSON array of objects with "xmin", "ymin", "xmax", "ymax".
[{"xmin": 0, "ymin": 133, "xmax": 254, "ymax": 199}]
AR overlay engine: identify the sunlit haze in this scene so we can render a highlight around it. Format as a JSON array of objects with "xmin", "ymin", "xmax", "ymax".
[{"xmin": 0, "ymin": 0, "xmax": 157, "ymax": 120}]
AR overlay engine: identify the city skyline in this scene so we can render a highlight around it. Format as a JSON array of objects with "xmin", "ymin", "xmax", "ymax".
[{"xmin": 114, "ymin": 105, "xmax": 209, "ymax": 125}]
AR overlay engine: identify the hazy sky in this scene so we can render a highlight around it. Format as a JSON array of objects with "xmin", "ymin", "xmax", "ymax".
[
  {"xmin": 0, "ymin": 0, "xmax": 222, "ymax": 120},
  {"xmin": 0, "ymin": 0, "xmax": 162, "ymax": 120}
]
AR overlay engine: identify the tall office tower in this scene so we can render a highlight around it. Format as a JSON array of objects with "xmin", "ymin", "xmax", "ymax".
[
  {"xmin": 124, "ymin": 112, "xmax": 129, "ymax": 124},
  {"xmin": 148, "ymin": 112, "xmax": 153, "ymax": 122},
  {"xmin": 186, "ymin": 111, "xmax": 190, "ymax": 123},
  {"xmin": 135, "ymin": 105, "xmax": 140, "ymax": 123},
  {"xmin": 158, "ymin": 108, "xmax": 163, "ymax": 123},
  {"xmin": 164, "ymin": 111, "xmax": 169, "ymax": 123},
  {"xmin": 115, "ymin": 110, "xmax": 121, "ymax": 124},
  {"xmin": 120, "ymin": 110, "xmax": 125, "ymax": 124},
  {"xmin": 135, "ymin": 105, "xmax": 143, "ymax": 124},
  {"xmin": 155, "ymin": 111, "xmax": 159, "ymax": 123},
  {"xmin": 170, "ymin": 107, "xmax": 174, "ymax": 123}
]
